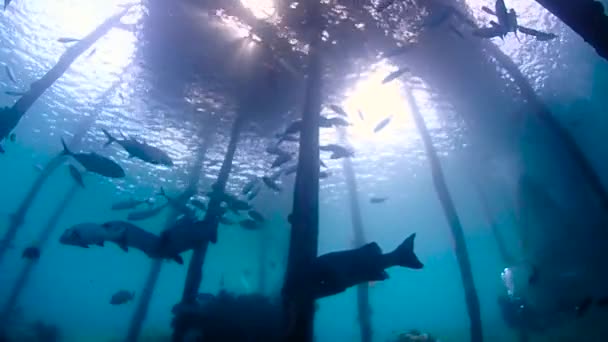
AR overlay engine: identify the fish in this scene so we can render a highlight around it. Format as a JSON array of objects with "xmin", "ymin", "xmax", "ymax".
[
  {"xmin": 262, "ymin": 176, "xmax": 282, "ymax": 192},
  {"xmin": 127, "ymin": 204, "xmax": 167, "ymax": 221},
  {"xmin": 247, "ymin": 186, "xmax": 261, "ymax": 201},
  {"xmin": 472, "ymin": 26, "xmax": 506, "ymax": 39},
  {"xmin": 358, "ymin": 110, "xmax": 365, "ymax": 120},
  {"xmin": 370, "ymin": 197, "xmax": 388, "ymax": 204},
  {"xmin": 102, "ymin": 129, "xmax": 173, "ymax": 167},
  {"xmin": 156, "ymin": 217, "xmax": 217, "ymax": 257},
  {"xmin": 318, "ymin": 116, "xmax": 334, "ymax": 128},
  {"xmin": 68, "ymin": 164, "xmax": 85, "ymax": 188},
  {"xmin": 241, "ymin": 177, "xmax": 259, "ymax": 195},
  {"xmin": 22, "ymin": 246, "xmax": 41, "ymax": 260},
  {"xmin": 319, "ymin": 171, "xmax": 330, "ymax": 179},
  {"xmin": 239, "ymin": 219, "xmax": 260, "ymax": 230},
  {"xmin": 57, "ymin": 37, "xmax": 80, "ymax": 44},
  {"xmin": 5, "ymin": 65, "xmax": 16, "ymax": 83},
  {"xmin": 382, "ymin": 69, "xmax": 409, "ymax": 84},
  {"xmin": 59, "ymin": 222, "xmax": 117, "ymax": 248},
  {"xmin": 87, "ymin": 48, "xmax": 97, "ymax": 57},
  {"xmin": 288, "ymin": 233, "xmax": 423, "ymax": 299},
  {"xmin": 111, "ymin": 198, "xmax": 153, "ymax": 211},
  {"xmin": 494, "ymin": 0, "xmax": 510, "ymax": 29},
  {"xmin": 101, "ymin": 220, "xmax": 183, "ymax": 263},
  {"xmin": 328, "ymin": 104, "xmax": 348, "ymax": 117},
  {"xmin": 60, "ymin": 138, "xmax": 125, "ymax": 178},
  {"xmin": 272, "ymin": 152, "xmax": 292, "ymax": 168},
  {"xmin": 4, "ymin": 90, "xmax": 25, "ymax": 96},
  {"xmin": 320, "ymin": 144, "xmax": 353, "ymax": 160},
  {"xmin": 326, "ymin": 117, "xmax": 350, "ymax": 127},
  {"xmin": 283, "ymin": 120, "xmax": 303, "ymax": 136},
  {"xmin": 190, "ymin": 199, "xmax": 207, "ymax": 211},
  {"xmin": 517, "ymin": 25, "xmax": 558, "ymax": 41},
  {"xmin": 248, "ymin": 210, "xmax": 265, "ymax": 222},
  {"xmin": 9, "ymin": 132, "xmax": 15, "ymax": 142},
  {"xmin": 110, "ymin": 290, "xmax": 135, "ymax": 305},
  {"xmin": 374, "ymin": 116, "xmax": 392, "ymax": 133}
]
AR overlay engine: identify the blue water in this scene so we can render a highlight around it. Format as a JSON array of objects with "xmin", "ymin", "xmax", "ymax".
[{"xmin": 2, "ymin": 0, "xmax": 608, "ymax": 341}]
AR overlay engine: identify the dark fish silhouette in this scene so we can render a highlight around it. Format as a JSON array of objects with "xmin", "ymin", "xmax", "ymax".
[
  {"xmin": 5, "ymin": 65, "xmax": 16, "ymax": 83},
  {"xmin": 262, "ymin": 176, "xmax": 282, "ymax": 192},
  {"xmin": 319, "ymin": 171, "xmax": 330, "ymax": 179},
  {"xmin": 68, "ymin": 164, "xmax": 85, "ymax": 188},
  {"xmin": 374, "ymin": 116, "xmax": 392, "ymax": 132},
  {"xmin": 239, "ymin": 219, "xmax": 260, "ymax": 230},
  {"xmin": 328, "ymin": 104, "xmax": 348, "ymax": 117},
  {"xmin": 358, "ymin": 110, "xmax": 365, "ymax": 120},
  {"xmin": 127, "ymin": 204, "xmax": 167, "ymax": 221},
  {"xmin": 248, "ymin": 210, "xmax": 265, "ymax": 222},
  {"xmin": 287, "ymin": 233, "xmax": 423, "ymax": 299},
  {"xmin": 272, "ymin": 152, "xmax": 292, "ymax": 168},
  {"xmin": 382, "ymin": 68, "xmax": 409, "ymax": 84},
  {"xmin": 326, "ymin": 117, "xmax": 350, "ymax": 127},
  {"xmin": 219, "ymin": 217, "xmax": 235, "ymax": 226},
  {"xmin": 4, "ymin": 90, "xmax": 25, "ymax": 96},
  {"xmin": 61, "ymin": 138, "xmax": 125, "ymax": 178},
  {"xmin": 22, "ymin": 246, "xmax": 40, "ymax": 260},
  {"xmin": 320, "ymin": 144, "xmax": 353, "ymax": 159},
  {"xmin": 110, "ymin": 290, "xmax": 134, "ymax": 305},
  {"xmin": 517, "ymin": 26, "xmax": 558, "ymax": 41},
  {"xmin": 102, "ymin": 129, "xmax": 173, "ymax": 166},
  {"xmin": 111, "ymin": 198, "xmax": 152, "ymax": 211},
  {"xmin": 370, "ymin": 197, "xmax": 388, "ymax": 204},
  {"xmin": 57, "ymin": 37, "xmax": 80, "ymax": 44},
  {"xmin": 157, "ymin": 216, "xmax": 217, "ymax": 255}
]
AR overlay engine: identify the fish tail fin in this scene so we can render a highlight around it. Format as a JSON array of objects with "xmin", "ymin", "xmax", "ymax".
[
  {"xmin": 60, "ymin": 138, "xmax": 72, "ymax": 156},
  {"xmin": 101, "ymin": 129, "xmax": 116, "ymax": 147},
  {"xmin": 388, "ymin": 233, "xmax": 423, "ymax": 269}
]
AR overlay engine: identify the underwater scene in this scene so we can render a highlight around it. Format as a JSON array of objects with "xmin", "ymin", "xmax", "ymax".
[{"xmin": 1, "ymin": 0, "xmax": 608, "ymax": 341}]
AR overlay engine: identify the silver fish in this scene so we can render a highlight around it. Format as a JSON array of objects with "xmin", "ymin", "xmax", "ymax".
[{"xmin": 373, "ymin": 116, "xmax": 392, "ymax": 133}]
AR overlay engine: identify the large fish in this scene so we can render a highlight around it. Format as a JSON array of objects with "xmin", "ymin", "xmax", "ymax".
[
  {"xmin": 101, "ymin": 220, "xmax": 183, "ymax": 264},
  {"xmin": 156, "ymin": 217, "xmax": 217, "ymax": 257},
  {"xmin": 286, "ymin": 233, "xmax": 423, "ymax": 299},
  {"xmin": 102, "ymin": 129, "xmax": 173, "ymax": 167},
  {"xmin": 110, "ymin": 290, "xmax": 134, "ymax": 305},
  {"xmin": 60, "ymin": 138, "xmax": 125, "ymax": 178},
  {"xmin": 59, "ymin": 222, "xmax": 121, "ymax": 248}
]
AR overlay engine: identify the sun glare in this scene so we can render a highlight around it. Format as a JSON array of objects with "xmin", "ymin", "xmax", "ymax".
[
  {"xmin": 240, "ymin": 0, "xmax": 276, "ymax": 19},
  {"xmin": 339, "ymin": 61, "xmax": 413, "ymax": 143}
]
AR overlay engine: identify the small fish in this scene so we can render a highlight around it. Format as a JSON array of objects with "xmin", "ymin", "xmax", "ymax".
[
  {"xmin": 87, "ymin": 48, "xmax": 96, "ymax": 57},
  {"xmin": 190, "ymin": 199, "xmax": 207, "ymax": 211},
  {"xmin": 57, "ymin": 37, "xmax": 80, "ymax": 44},
  {"xmin": 110, "ymin": 290, "xmax": 135, "ymax": 305},
  {"xmin": 127, "ymin": 204, "xmax": 167, "ymax": 221},
  {"xmin": 68, "ymin": 165, "xmax": 85, "ymax": 188},
  {"xmin": 272, "ymin": 152, "xmax": 292, "ymax": 168},
  {"xmin": 111, "ymin": 198, "xmax": 153, "ymax": 211},
  {"xmin": 517, "ymin": 25, "xmax": 558, "ymax": 41},
  {"xmin": 219, "ymin": 217, "xmax": 235, "ymax": 226},
  {"xmin": 248, "ymin": 210, "xmax": 265, "ymax": 222},
  {"xmin": 326, "ymin": 117, "xmax": 350, "ymax": 127},
  {"xmin": 4, "ymin": 90, "xmax": 25, "ymax": 96},
  {"xmin": 358, "ymin": 110, "xmax": 365, "ymax": 121},
  {"xmin": 239, "ymin": 219, "xmax": 260, "ymax": 230},
  {"xmin": 370, "ymin": 197, "xmax": 388, "ymax": 204},
  {"xmin": 242, "ymin": 177, "xmax": 259, "ymax": 195},
  {"xmin": 328, "ymin": 104, "xmax": 348, "ymax": 117},
  {"xmin": 382, "ymin": 68, "xmax": 409, "ymax": 84},
  {"xmin": 22, "ymin": 246, "xmax": 40, "ymax": 260},
  {"xmin": 319, "ymin": 171, "xmax": 330, "ymax": 179},
  {"xmin": 320, "ymin": 159, "xmax": 327, "ymax": 168},
  {"xmin": 102, "ymin": 129, "xmax": 173, "ymax": 167},
  {"xmin": 5, "ymin": 65, "xmax": 16, "ymax": 83},
  {"xmin": 262, "ymin": 176, "xmax": 282, "ymax": 192},
  {"xmin": 374, "ymin": 116, "xmax": 392, "ymax": 133},
  {"xmin": 61, "ymin": 138, "xmax": 125, "ymax": 178},
  {"xmin": 247, "ymin": 186, "xmax": 261, "ymax": 201}
]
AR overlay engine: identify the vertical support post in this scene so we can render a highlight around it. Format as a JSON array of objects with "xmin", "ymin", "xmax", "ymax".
[
  {"xmin": 338, "ymin": 128, "xmax": 372, "ymax": 342},
  {"xmin": 125, "ymin": 137, "xmax": 210, "ymax": 342},
  {"xmin": 171, "ymin": 115, "xmax": 244, "ymax": 341},
  {"xmin": 281, "ymin": 2, "xmax": 323, "ymax": 341},
  {"xmin": 0, "ymin": 6, "xmax": 133, "ymax": 264},
  {"xmin": 405, "ymin": 88, "xmax": 483, "ymax": 342},
  {"xmin": 486, "ymin": 43, "xmax": 608, "ymax": 215}
]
